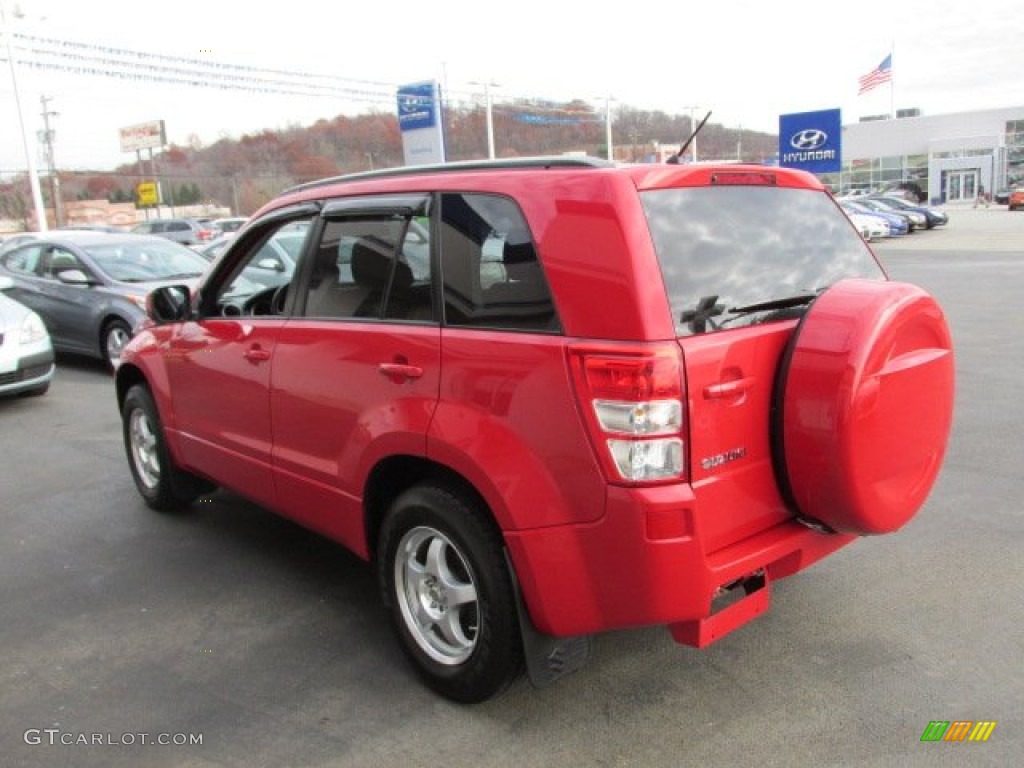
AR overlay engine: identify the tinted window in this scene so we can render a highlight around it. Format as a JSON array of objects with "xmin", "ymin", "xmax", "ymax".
[
  {"xmin": 440, "ymin": 193, "xmax": 558, "ymax": 332},
  {"xmin": 641, "ymin": 186, "xmax": 885, "ymax": 336},
  {"xmin": 302, "ymin": 214, "xmax": 434, "ymax": 323}
]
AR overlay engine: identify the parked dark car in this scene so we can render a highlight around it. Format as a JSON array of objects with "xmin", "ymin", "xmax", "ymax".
[
  {"xmin": 0, "ymin": 231, "xmax": 209, "ymax": 368},
  {"xmin": 131, "ymin": 218, "xmax": 217, "ymax": 246},
  {"xmin": 871, "ymin": 196, "xmax": 949, "ymax": 228},
  {"xmin": 994, "ymin": 188, "xmax": 1011, "ymax": 205}
]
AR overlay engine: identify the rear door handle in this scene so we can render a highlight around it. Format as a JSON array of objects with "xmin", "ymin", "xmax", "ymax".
[
  {"xmin": 703, "ymin": 377, "xmax": 753, "ymax": 399},
  {"xmin": 243, "ymin": 345, "xmax": 272, "ymax": 363}
]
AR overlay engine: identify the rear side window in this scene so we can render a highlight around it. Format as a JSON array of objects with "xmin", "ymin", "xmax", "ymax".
[
  {"xmin": 440, "ymin": 193, "xmax": 558, "ymax": 332},
  {"xmin": 3, "ymin": 245, "xmax": 44, "ymax": 275},
  {"xmin": 642, "ymin": 186, "xmax": 885, "ymax": 336}
]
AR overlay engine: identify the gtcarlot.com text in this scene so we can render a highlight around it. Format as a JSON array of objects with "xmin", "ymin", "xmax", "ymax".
[{"xmin": 23, "ymin": 729, "xmax": 203, "ymax": 746}]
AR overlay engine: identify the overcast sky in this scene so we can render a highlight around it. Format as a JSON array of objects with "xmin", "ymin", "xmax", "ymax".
[{"xmin": 2, "ymin": 0, "xmax": 1022, "ymax": 172}]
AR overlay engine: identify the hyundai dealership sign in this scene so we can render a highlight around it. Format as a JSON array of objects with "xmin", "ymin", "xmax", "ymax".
[
  {"xmin": 397, "ymin": 81, "xmax": 446, "ymax": 165},
  {"xmin": 779, "ymin": 109, "xmax": 841, "ymax": 174}
]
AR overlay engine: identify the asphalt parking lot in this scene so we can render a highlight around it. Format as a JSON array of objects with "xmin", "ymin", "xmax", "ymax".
[{"xmin": 2, "ymin": 206, "xmax": 1021, "ymax": 767}]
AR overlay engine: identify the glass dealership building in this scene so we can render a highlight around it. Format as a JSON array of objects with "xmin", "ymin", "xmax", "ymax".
[{"xmin": 829, "ymin": 105, "xmax": 1024, "ymax": 203}]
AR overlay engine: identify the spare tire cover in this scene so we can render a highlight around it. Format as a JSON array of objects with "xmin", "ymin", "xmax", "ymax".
[{"xmin": 775, "ymin": 278, "xmax": 954, "ymax": 535}]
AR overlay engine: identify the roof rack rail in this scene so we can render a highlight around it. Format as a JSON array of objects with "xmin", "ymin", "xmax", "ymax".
[{"xmin": 285, "ymin": 155, "xmax": 613, "ymax": 194}]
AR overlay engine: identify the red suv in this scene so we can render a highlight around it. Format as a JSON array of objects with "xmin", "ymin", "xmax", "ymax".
[{"xmin": 116, "ymin": 158, "xmax": 955, "ymax": 702}]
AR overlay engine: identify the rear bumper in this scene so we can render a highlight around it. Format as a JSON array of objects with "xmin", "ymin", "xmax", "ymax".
[{"xmin": 504, "ymin": 483, "xmax": 854, "ymax": 643}]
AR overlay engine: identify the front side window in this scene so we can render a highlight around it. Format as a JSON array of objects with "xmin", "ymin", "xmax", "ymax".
[
  {"xmin": 440, "ymin": 193, "xmax": 558, "ymax": 332},
  {"xmin": 213, "ymin": 218, "xmax": 313, "ymax": 316},
  {"xmin": 43, "ymin": 247, "xmax": 88, "ymax": 280},
  {"xmin": 642, "ymin": 185, "xmax": 885, "ymax": 336},
  {"xmin": 300, "ymin": 213, "xmax": 434, "ymax": 323}
]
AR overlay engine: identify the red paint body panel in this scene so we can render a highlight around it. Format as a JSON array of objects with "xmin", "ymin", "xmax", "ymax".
[{"xmin": 269, "ymin": 320, "xmax": 441, "ymax": 556}]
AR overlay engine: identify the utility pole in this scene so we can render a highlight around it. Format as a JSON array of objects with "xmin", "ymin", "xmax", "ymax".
[
  {"xmin": 40, "ymin": 95, "xmax": 62, "ymax": 227},
  {"xmin": 1, "ymin": 0, "xmax": 47, "ymax": 231},
  {"xmin": 596, "ymin": 95, "xmax": 615, "ymax": 161},
  {"xmin": 470, "ymin": 81, "xmax": 499, "ymax": 159}
]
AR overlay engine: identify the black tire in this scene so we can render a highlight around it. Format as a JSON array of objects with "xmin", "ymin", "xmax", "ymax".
[
  {"xmin": 121, "ymin": 384, "xmax": 212, "ymax": 512},
  {"xmin": 377, "ymin": 484, "xmax": 523, "ymax": 703},
  {"xmin": 102, "ymin": 319, "xmax": 132, "ymax": 371}
]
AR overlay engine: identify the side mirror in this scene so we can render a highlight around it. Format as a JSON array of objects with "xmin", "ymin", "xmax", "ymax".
[
  {"xmin": 56, "ymin": 269, "xmax": 93, "ymax": 286},
  {"xmin": 147, "ymin": 285, "xmax": 191, "ymax": 324}
]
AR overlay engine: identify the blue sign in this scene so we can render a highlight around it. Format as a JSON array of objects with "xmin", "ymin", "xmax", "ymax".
[
  {"xmin": 397, "ymin": 82, "xmax": 439, "ymax": 132},
  {"xmin": 778, "ymin": 109, "xmax": 841, "ymax": 174}
]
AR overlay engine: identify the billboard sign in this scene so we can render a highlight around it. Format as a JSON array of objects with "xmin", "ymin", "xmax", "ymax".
[
  {"xmin": 778, "ymin": 109, "xmax": 841, "ymax": 174},
  {"xmin": 119, "ymin": 120, "xmax": 167, "ymax": 153},
  {"xmin": 397, "ymin": 81, "xmax": 446, "ymax": 165}
]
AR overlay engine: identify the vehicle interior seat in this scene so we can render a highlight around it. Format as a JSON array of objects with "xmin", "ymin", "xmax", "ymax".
[{"xmin": 481, "ymin": 240, "xmax": 556, "ymax": 329}]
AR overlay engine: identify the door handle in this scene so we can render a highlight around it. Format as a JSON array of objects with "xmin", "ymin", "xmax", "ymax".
[
  {"xmin": 703, "ymin": 377, "xmax": 753, "ymax": 400},
  {"xmin": 378, "ymin": 363, "xmax": 423, "ymax": 381},
  {"xmin": 243, "ymin": 345, "xmax": 272, "ymax": 363}
]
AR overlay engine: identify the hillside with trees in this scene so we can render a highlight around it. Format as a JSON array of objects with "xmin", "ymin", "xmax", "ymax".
[{"xmin": 3, "ymin": 101, "xmax": 778, "ymax": 224}]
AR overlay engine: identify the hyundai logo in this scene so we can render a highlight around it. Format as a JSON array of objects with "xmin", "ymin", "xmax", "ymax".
[{"xmin": 790, "ymin": 129, "xmax": 828, "ymax": 151}]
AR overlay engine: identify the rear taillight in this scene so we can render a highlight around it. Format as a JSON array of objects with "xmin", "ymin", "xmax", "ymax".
[{"xmin": 569, "ymin": 344, "xmax": 687, "ymax": 484}]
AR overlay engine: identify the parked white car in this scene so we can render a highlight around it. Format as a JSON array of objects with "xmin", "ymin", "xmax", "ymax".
[
  {"xmin": 840, "ymin": 204, "xmax": 891, "ymax": 242},
  {"xmin": 0, "ymin": 275, "xmax": 55, "ymax": 397}
]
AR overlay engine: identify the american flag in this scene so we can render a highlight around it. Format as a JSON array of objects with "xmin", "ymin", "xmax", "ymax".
[{"xmin": 858, "ymin": 54, "xmax": 892, "ymax": 95}]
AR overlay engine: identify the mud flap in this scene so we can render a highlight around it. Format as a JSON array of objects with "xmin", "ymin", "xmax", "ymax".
[{"xmin": 505, "ymin": 552, "xmax": 591, "ymax": 688}]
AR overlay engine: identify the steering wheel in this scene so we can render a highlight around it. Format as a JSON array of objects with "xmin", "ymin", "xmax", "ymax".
[{"xmin": 270, "ymin": 284, "xmax": 288, "ymax": 315}]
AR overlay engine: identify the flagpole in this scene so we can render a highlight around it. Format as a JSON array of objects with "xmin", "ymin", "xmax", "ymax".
[{"xmin": 889, "ymin": 41, "xmax": 895, "ymax": 119}]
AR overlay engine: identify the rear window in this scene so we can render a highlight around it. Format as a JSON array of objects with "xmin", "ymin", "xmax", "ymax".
[{"xmin": 642, "ymin": 186, "xmax": 885, "ymax": 336}]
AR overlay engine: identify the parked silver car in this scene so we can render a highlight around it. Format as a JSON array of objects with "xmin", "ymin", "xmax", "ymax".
[
  {"xmin": 0, "ymin": 275, "xmax": 54, "ymax": 397},
  {"xmin": 0, "ymin": 232, "xmax": 209, "ymax": 369},
  {"xmin": 131, "ymin": 218, "xmax": 217, "ymax": 246}
]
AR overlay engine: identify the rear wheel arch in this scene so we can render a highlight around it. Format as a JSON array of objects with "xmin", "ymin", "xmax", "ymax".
[{"xmin": 363, "ymin": 456, "xmax": 497, "ymax": 565}]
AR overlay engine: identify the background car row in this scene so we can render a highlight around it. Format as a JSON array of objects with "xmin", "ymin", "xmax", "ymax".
[
  {"xmin": 0, "ymin": 231, "xmax": 209, "ymax": 369},
  {"xmin": 837, "ymin": 193, "xmax": 949, "ymax": 241}
]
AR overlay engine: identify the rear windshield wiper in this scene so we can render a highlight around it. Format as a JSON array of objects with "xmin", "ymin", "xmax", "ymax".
[
  {"xmin": 717, "ymin": 290, "xmax": 823, "ymax": 329},
  {"xmin": 728, "ymin": 291, "xmax": 819, "ymax": 315}
]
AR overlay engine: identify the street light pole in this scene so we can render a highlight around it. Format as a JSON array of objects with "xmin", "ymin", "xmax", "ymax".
[
  {"xmin": 595, "ymin": 95, "xmax": 615, "ymax": 161},
  {"xmin": 40, "ymin": 94, "xmax": 62, "ymax": 227},
  {"xmin": 1, "ymin": 0, "xmax": 48, "ymax": 231}
]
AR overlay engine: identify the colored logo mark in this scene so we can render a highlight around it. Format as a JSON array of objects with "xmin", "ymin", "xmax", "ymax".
[{"xmin": 920, "ymin": 721, "xmax": 996, "ymax": 742}]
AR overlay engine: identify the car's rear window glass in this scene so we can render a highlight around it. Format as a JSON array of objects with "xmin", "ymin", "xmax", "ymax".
[{"xmin": 641, "ymin": 186, "xmax": 885, "ymax": 336}]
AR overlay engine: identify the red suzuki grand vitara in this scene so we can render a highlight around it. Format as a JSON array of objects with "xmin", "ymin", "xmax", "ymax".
[{"xmin": 117, "ymin": 158, "xmax": 954, "ymax": 702}]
